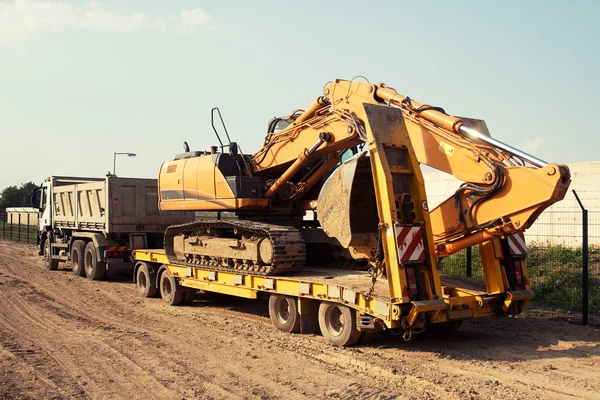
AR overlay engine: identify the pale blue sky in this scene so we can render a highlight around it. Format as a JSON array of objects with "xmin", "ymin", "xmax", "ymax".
[{"xmin": 1, "ymin": 0, "xmax": 598, "ymax": 189}]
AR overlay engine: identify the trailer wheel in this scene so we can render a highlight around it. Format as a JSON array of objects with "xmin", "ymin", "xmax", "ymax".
[
  {"xmin": 84, "ymin": 242, "xmax": 106, "ymax": 280},
  {"xmin": 268, "ymin": 295, "xmax": 300, "ymax": 333},
  {"xmin": 136, "ymin": 262, "xmax": 157, "ymax": 298},
  {"xmin": 159, "ymin": 270, "xmax": 184, "ymax": 306},
  {"xmin": 71, "ymin": 240, "xmax": 86, "ymax": 277},
  {"xmin": 318, "ymin": 302, "xmax": 362, "ymax": 347},
  {"xmin": 44, "ymin": 238, "xmax": 59, "ymax": 271}
]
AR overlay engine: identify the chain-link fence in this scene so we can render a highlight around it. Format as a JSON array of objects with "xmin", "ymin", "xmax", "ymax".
[
  {"xmin": 441, "ymin": 209, "xmax": 600, "ymax": 326},
  {"xmin": 0, "ymin": 209, "xmax": 38, "ymax": 245}
]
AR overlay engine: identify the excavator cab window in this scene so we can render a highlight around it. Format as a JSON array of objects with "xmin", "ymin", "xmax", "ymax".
[
  {"xmin": 267, "ymin": 117, "xmax": 291, "ymax": 134},
  {"xmin": 341, "ymin": 147, "xmax": 359, "ymax": 163}
]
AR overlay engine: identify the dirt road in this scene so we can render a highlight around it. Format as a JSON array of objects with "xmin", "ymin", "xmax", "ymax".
[{"xmin": 0, "ymin": 240, "xmax": 599, "ymax": 400}]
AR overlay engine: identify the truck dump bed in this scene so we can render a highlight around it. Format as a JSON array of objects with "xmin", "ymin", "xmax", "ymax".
[{"xmin": 51, "ymin": 176, "xmax": 191, "ymax": 233}]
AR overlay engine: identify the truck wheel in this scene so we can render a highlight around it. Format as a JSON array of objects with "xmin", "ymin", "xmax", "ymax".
[
  {"xmin": 71, "ymin": 240, "xmax": 86, "ymax": 277},
  {"xmin": 44, "ymin": 238, "xmax": 59, "ymax": 270},
  {"xmin": 269, "ymin": 295, "xmax": 300, "ymax": 333},
  {"xmin": 318, "ymin": 302, "xmax": 362, "ymax": 347},
  {"xmin": 159, "ymin": 271, "xmax": 184, "ymax": 306},
  {"xmin": 136, "ymin": 262, "xmax": 157, "ymax": 298},
  {"xmin": 84, "ymin": 242, "xmax": 106, "ymax": 280}
]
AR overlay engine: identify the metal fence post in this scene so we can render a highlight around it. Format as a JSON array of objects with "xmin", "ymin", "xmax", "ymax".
[
  {"xmin": 27, "ymin": 213, "xmax": 30, "ymax": 243},
  {"xmin": 466, "ymin": 247, "xmax": 472, "ymax": 277},
  {"xmin": 18, "ymin": 215, "xmax": 21, "ymax": 242},
  {"xmin": 9, "ymin": 213, "xmax": 12, "ymax": 241},
  {"xmin": 582, "ymin": 208, "xmax": 588, "ymax": 326},
  {"xmin": 572, "ymin": 190, "xmax": 589, "ymax": 326}
]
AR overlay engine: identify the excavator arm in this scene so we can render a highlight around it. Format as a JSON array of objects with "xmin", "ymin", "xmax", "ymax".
[{"xmin": 249, "ymin": 79, "xmax": 570, "ymax": 260}]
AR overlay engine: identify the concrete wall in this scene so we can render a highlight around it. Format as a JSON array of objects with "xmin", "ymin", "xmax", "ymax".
[{"xmin": 422, "ymin": 162, "xmax": 600, "ymax": 246}]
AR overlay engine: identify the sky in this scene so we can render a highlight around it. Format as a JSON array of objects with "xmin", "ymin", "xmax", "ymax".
[{"xmin": 0, "ymin": 0, "xmax": 599, "ymax": 190}]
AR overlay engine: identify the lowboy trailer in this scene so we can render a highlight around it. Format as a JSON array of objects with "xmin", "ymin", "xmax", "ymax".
[{"xmin": 133, "ymin": 248, "xmax": 534, "ymax": 346}]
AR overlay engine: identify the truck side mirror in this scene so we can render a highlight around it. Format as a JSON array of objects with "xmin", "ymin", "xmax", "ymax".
[{"xmin": 30, "ymin": 188, "xmax": 40, "ymax": 209}]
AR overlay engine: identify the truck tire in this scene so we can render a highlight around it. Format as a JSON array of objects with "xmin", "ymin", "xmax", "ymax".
[
  {"xmin": 136, "ymin": 262, "xmax": 157, "ymax": 298},
  {"xmin": 269, "ymin": 295, "xmax": 300, "ymax": 333},
  {"xmin": 84, "ymin": 242, "xmax": 106, "ymax": 280},
  {"xmin": 44, "ymin": 238, "xmax": 59, "ymax": 271},
  {"xmin": 159, "ymin": 270, "xmax": 184, "ymax": 306},
  {"xmin": 70, "ymin": 240, "xmax": 86, "ymax": 277},
  {"xmin": 318, "ymin": 302, "xmax": 362, "ymax": 347}
]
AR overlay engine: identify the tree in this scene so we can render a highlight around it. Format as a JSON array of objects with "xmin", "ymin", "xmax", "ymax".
[
  {"xmin": 0, "ymin": 186, "xmax": 19, "ymax": 209},
  {"xmin": 0, "ymin": 182, "xmax": 38, "ymax": 210},
  {"xmin": 20, "ymin": 182, "xmax": 38, "ymax": 206}
]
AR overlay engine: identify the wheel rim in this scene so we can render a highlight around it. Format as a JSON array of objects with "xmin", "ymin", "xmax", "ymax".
[
  {"xmin": 163, "ymin": 276, "xmax": 173, "ymax": 299},
  {"xmin": 325, "ymin": 306, "xmax": 344, "ymax": 336},
  {"xmin": 138, "ymin": 271, "xmax": 147, "ymax": 292},
  {"xmin": 72, "ymin": 249, "xmax": 79, "ymax": 271},
  {"xmin": 275, "ymin": 297, "xmax": 290, "ymax": 324},
  {"xmin": 85, "ymin": 251, "xmax": 93, "ymax": 275},
  {"xmin": 45, "ymin": 241, "xmax": 50, "ymax": 263}
]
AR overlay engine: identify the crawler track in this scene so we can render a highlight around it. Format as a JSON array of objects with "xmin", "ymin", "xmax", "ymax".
[{"xmin": 164, "ymin": 220, "xmax": 306, "ymax": 276}]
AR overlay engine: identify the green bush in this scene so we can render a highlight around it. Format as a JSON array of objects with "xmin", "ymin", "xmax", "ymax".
[
  {"xmin": 441, "ymin": 246, "xmax": 484, "ymax": 279},
  {"xmin": 532, "ymin": 269, "xmax": 600, "ymax": 314},
  {"xmin": 526, "ymin": 242, "xmax": 600, "ymax": 276}
]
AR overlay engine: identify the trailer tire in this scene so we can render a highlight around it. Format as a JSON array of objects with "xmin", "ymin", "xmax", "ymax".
[
  {"xmin": 268, "ymin": 295, "xmax": 300, "ymax": 333},
  {"xmin": 71, "ymin": 240, "xmax": 86, "ymax": 277},
  {"xmin": 136, "ymin": 262, "xmax": 157, "ymax": 298},
  {"xmin": 84, "ymin": 242, "xmax": 106, "ymax": 280},
  {"xmin": 318, "ymin": 302, "xmax": 362, "ymax": 347},
  {"xmin": 159, "ymin": 270, "xmax": 184, "ymax": 306},
  {"xmin": 43, "ymin": 238, "xmax": 59, "ymax": 271}
]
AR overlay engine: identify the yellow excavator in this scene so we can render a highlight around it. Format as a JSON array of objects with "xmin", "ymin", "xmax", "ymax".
[{"xmin": 157, "ymin": 78, "xmax": 570, "ymax": 312}]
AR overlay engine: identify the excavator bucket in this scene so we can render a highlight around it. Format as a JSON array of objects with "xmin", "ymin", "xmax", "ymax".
[{"xmin": 317, "ymin": 152, "xmax": 379, "ymax": 248}]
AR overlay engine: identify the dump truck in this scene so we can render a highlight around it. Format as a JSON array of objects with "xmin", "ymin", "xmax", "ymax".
[
  {"xmin": 34, "ymin": 176, "xmax": 193, "ymax": 279},
  {"xmin": 132, "ymin": 77, "xmax": 567, "ymax": 346}
]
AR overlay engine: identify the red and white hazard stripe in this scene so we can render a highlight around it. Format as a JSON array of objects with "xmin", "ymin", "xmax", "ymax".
[
  {"xmin": 105, "ymin": 246, "xmax": 128, "ymax": 252},
  {"xmin": 507, "ymin": 232, "xmax": 527, "ymax": 255},
  {"xmin": 394, "ymin": 224, "xmax": 426, "ymax": 263}
]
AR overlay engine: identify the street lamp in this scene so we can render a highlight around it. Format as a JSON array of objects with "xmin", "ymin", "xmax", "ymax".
[{"xmin": 113, "ymin": 152, "xmax": 137, "ymax": 175}]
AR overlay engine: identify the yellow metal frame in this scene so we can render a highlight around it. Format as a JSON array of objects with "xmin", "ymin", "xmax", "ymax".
[{"xmin": 134, "ymin": 249, "xmax": 532, "ymax": 329}]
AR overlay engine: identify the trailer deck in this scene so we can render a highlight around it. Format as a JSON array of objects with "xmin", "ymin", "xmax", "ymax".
[{"xmin": 133, "ymin": 249, "xmax": 534, "ymax": 335}]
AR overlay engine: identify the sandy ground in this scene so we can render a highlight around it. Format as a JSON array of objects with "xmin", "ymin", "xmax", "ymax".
[{"xmin": 0, "ymin": 240, "xmax": 599, "ymax": 400}]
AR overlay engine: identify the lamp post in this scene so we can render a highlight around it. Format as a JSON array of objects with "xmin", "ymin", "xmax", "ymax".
[{"xmin": 113, "ymin": 152, "xmax": 137, "ymax": 175}]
